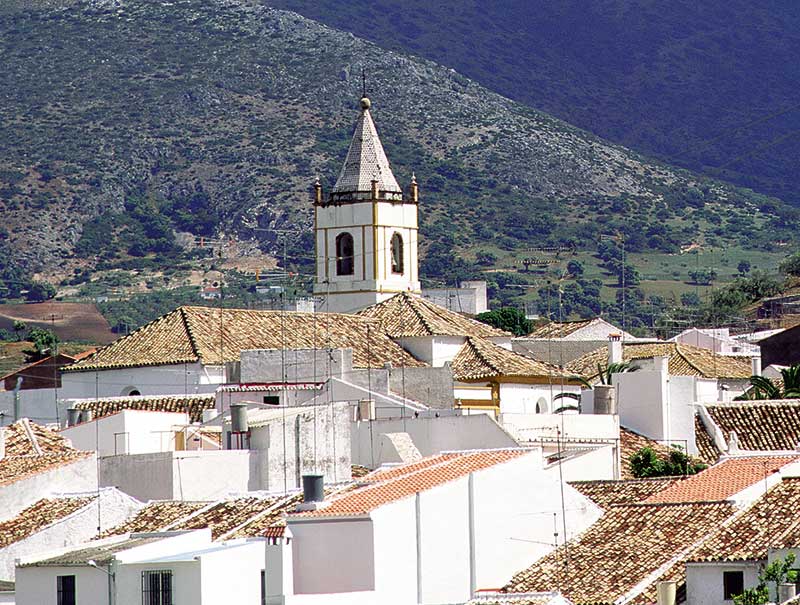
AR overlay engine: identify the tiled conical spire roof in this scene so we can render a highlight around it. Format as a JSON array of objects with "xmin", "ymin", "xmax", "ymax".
[{"xmin": 332, "ymin": 97, "xmax": 402, "ymax": 195}]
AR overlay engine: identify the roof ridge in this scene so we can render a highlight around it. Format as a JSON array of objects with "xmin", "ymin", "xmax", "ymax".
[
  {"xmin": 466, "ymin": 337, "xmax": 502, "ymax": 375},
  {"xmin": 404, "ymin": 293, "xmax": 438, "ymax": 336},
  {"xmin": 673, "ymin": 342, "xmax": 706, "ymax": 376},
  {"xmin": 179, "ymin": 306, "xmax": 204, "ymax": 361}
]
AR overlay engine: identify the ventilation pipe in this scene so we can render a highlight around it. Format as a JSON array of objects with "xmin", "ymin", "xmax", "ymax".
[
  {"xmin": 67, "ymin": 408, "xmax": 82, "ymax": 427},
  {"xmin": 752, "ymin": 355, "xmax": 762, "ymax": 377},
  {"xmin": 656, "ymin": 581, "xmax": 677, "ymax": 605},
  {"xmin": 608, "ymin": 334, "xmax": 623, "ymax": 365},
  {"xmin": 12, "ymin": 377, "xmax": 23, "ymax": 422},
  {"xmin": 296, "ymin": 474, "xmax": 329, "ymax": 511}
]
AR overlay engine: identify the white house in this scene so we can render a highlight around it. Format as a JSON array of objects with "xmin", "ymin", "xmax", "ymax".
[
  {"xmin": 59, "ymin": 305, "xmax": 423, "ymax": 400},
  {"xmin": 312, "ymin": 96, "xmax": 421, "ymax": 314},
  {"xmin": 670, "ymin": 327, "xmax": 760, "ymax": 357},
  {"xmin": 281, "ymin": 449, "xmax": 602, "ymax": 605},
  {"xmin": 15, "ymin": 529, "xmax": 267, "ymax": 605}
]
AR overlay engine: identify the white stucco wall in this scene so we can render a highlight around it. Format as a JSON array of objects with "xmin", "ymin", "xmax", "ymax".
[
  {"xmin": 290, "ymin": 518, "xmax": 376, "ymax": 595},
  {"xmin": 498, "ymin": 383, "xmax": 582, "ymax": 415},
  {"xmin": 615, "ymin": 369, "xmax": 669, "ymax": 441},
  {"xmin": 100, "ymin": 450, "xmax": 254, "ymax": 501},
  {"xmin": 350, "ymin": 414, "xmax": 519, "ymax": 467},
  {"xmin": 472, "ymin": 452, "xmax": 604, "ymax": 589},
  {"xmin": 116, "ymin": 561, "xmax": 201, "ymax": 605},
  {"xmin": 547, "ymin": 444, "xmax": 617, "ymax": 481},
  {"xmin": 0, "ymin": 488, "xmax": 142, "ymax": 581},
  {"xmin": 686, "ymin": 561, "xmax": 760, "ymax": 605},
  {"xmin": 500, "ymin": 412, "xmax": 619, "ymax": 443},
  {"xmin": 59, "ymin": 362, "xmax": 213, "ymax": 400},
  {"xmin": 198, "ymin": 542, "xmax": 266, "ymax": 605},
  {"xmin": 16, "ymin": 565, "xmax": 109, "ymax": 605},
  {"xmin": 0, "ymin": 455, "xmax": 97, "ymax": 522},
  {"xmin": 371, "ymin": 499, "xmax": 418, "ymax": 604},
  {"xmin": 61, "ymin": 410, "xmax": 189, "ymax": 456},
  {"xmin": 0, "ymin": 389, "xmax": 61, "ymax": 426}
]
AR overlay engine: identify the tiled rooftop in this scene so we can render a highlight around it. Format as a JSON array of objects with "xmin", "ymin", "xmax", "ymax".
[
  {"xmin": 502, "ymin": 501, "xmax": 736, "ymax": 605},
  {"xmin": 358, "ymin": 292, "xmax": 509, "ymax": 339},
  {"xmin": 331, "ymin": 99, "xmax": 402, "ymax": 195},
  {"xmin": 566, "ymin": 342, "xmax": 753, "ymax": 380},
  {"xmin": 569, "ymin": 477, "xmax": 683, "ymax": 509},
  {"xmin": 223, "ymin": 493, "xmax": 303, "ymax": 539},
  {"xmin": 293, "ymin": 450, "xmax": 529, "ymax": 518},
  {"xmin": 169, "ymin": 497, "xmax": 287, "ymax": 540},
  {"xmin": 694, "ymin": 415, "xmax": 721, "ymax": 464},
  {"xmin": 21, "ymin": 535, "xmax": 163, "ymax": 567},
  {"xmin": 4, "ymin": 418, "xmax": 78, "ymax": 456},
  {"xmin": 100, "ymin": 501, "xmax": 209, "ymax": 538},
  {"xmin": 0, "ymin": 419, "xmax": 92, "ymax": 487},
  {"xmin": 451, "ymin": 337, "xmax": 576, "ymax": 382},
  {"xmin": 0, "ymin": 496, "xmax": 95, "ymax": 548},
  {"xmin": 701, "ymin": 400, "xmax": 800, "ymax": 452},
  {"xmin": 71, "ymin": 394, "xmax": 216, "ymax": 424},
  {"xmin": 64, "ymin": 306, "xmax": 424, "ymax": 372},
  {"xmin": 644, "ymin": 455, "xmax": 798, "ymax": 504},
  {"xmin": 690, "ymin": 477, "xmax": 800, "ymax": 562},
  {"xmin": 526, "ymin": 319, "xmax": 599, "ymax": 339}
]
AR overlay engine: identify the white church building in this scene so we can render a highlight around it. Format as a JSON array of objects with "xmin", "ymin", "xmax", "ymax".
[{"xmin": 313, "ymin": 96, "xmax": 422, "ymax": 314}]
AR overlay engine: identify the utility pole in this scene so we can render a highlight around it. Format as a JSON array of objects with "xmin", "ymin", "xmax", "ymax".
[{"xmin": 601, "ymin": 233, "xmax": 626, "ymax": 339}]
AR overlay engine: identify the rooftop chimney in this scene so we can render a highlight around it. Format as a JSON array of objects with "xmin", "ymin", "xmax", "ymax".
[
  {"xmin": 296, "ymin": 474, "xmax": 329, "ymax": 511},
  {"xmin": 752, "ymin": 355, "xmax": 762, "ymax": 377},
  {"xmin": 608, "ymin": 333, "xmax": 623, "ymax": 365},
  {"xmin": 657, "ymin": 581, "xmax": 677, "ymax": 605},
  {"xmin": 727, "ymin": 431, "xmax": 740, "ymax": 454},
  {"xmin": 778, "ymin": 583, "xmax": 796, "ymax": 604}
]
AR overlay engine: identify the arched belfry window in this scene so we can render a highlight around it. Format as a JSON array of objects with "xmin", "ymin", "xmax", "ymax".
[
  {"xmin": 391, "ymin": 232, "xmax": 404, "ymax": 274},
  {"xmin": 336, "ymin": 232, "xmax": 354, "ymax": 276}
]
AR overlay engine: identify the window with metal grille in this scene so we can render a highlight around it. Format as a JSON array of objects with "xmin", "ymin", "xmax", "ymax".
[
  {"xmin": 723, "ymin": 570, "xmax": 744, "ymax": 600},
  {"xmin": 142, "ymin": 570, "xmax": 173, "ymax": 605},
  {"xmin": 57, "ymin": 575, "xmax": 76, "ymax": 605}
]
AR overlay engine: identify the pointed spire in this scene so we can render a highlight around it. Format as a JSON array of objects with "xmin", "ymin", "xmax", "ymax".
[{"xmin": 331, "ymin": 97, "xmax": 402, "ymax": 198}]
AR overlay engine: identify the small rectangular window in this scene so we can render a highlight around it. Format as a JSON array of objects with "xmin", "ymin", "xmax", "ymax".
[
  {"xmin": 723, "ymin": 570, "xmax": 744, "ymax": 600},
  {"xmin": 261, "ymin": 570, "xmax": 266, "ymax": 605},
  {"xmin": 263, "ymin": 395, "xmax": 280, "ymax": 406},
  {"xmin": 57, "ymin": 575, "xmax": 76, "ymax": 605},
  {"xmin": 142, "ymin": 570, "xmax": 173, "ymax": 605}
]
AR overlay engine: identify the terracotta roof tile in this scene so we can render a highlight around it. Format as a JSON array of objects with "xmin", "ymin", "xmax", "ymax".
[
  {"xmin": 0, "ymin": 420, "xmax": 92, "ymax": 487},
  {"xmin": 690, "ymin": 477, "xmax": 800, "ymax": 562},
  {"xmin": 702, "ymin": 400, "xmax": 800, "ymax": 452},
  {"xmin": 451, "ymin": 338, "xmax": 576, "ymax": 382},
  {"xmin": 71, "ymin": 394, "xmax": 216, "ymax": 424},
  {"xmin": 293, "ymin": 450, "xmax": 529, "ymax": 518},
  {"xmin": 526, "ymin": 319, "xmax": 598, "ymax": 339},
  {"xmin": 644, "ymin": 456, "xmax": 798, "ymax": 504},
  {"xmin": 224, "ymin": 493, "xmax": 304, "ymax": 539},
  {"xmin": 569, "ymin": 477, "xmax": 683, "ymax": 509},
  {"xmin": 566, "ymin": 342, "xmax": 752, "ymax": 380},
  {"xmin": 358, "ymin": 292, "xmax": 509, "ymax": 339},
  {"xmin": 99, "ymin": 501, "xmax": 208, "ymax": 538},
  {"xmin": 169, "ymin": 497, "xmax": 285, "ymax": 539},
  {"xmin": 4, "ymin": 419, "xmax": 78, "ymax": 456},
  {"xmin": 65, "ymin": 305, "xmax": 424, "ymax": 372},
  {"xmin": 502, "ymin": 502, "xmax": 736, "ymax": 605},
  {"xmin": 0, "ymin": 496, "xmax": 95, "ymax": 548},
  {"xmin": 694, "ymin": 415, "xmax": 721, "ymax": 464}
]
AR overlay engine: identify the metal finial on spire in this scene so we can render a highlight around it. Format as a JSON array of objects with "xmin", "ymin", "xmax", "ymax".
[{"xmin": 362, "ymin": 67, "xmax": 367, "ymax": 97}]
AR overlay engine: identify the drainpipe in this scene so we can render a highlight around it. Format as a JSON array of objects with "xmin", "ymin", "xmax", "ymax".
[
  {"xmin": 468, "ymin": 472, "xmax": 476, "ymax": 598},
  {"xmin": 416, "ymin": 492, "xmax": 423, "ymax": 604}
]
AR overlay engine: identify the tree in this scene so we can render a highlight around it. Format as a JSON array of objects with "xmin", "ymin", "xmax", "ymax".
[
  {"xmin": 12, "ymin": 320, "xmax": 26, "ymax": 341},
  {"xmin": 733, "ymin": 553, "xmax": 797, "ymax": 605},
  {"xmin": 681, "ymin": 292, "xmax": 701, "ymax": 307},
  {"xmin": 737, "ymin": 260, "xmax": 751, "ymax": 275},
  {"xmin": 476, "ymin": 307, "xmax": 532, "ymax": 336},
  {"xmin": 736, "ymin": 364, "xmax": 800, "ymax": 400},
  {"xmin": 25, "ymin": 281, "xmax": 56, "ymax": 302},
  {"xmin": 23, "ymin": 327, "xmax": 58, "ymax": 362},
  {"xmin": 629, "ymin": 446, "xmax": 707, "ymax": 478},
  {"xmin": 567, "ymin": 260, "xmax": 584, "ymax": 277},
  {"xmin": 779, "ymin": 252, "xmax": 800, "ymax": 277}
]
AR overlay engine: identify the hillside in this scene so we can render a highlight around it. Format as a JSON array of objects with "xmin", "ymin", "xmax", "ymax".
[
  {"xmin": 0, "ymin": 0, "xmax": 798, "ymax": 326},
  {"xmin": 270, "ymin": 0, "xmax": 800, "ymax": 207}
]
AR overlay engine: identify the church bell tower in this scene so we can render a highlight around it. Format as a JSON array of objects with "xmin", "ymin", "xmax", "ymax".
[{"xmin": 313, "ymin": 96, "xmax": 421, "ymax": 313}]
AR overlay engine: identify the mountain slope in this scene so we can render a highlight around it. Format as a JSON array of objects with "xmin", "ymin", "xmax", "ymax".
[
  {"xmin": 0, "ymin": 0, "xmax": 796, "ymax": 287},
  {"xmin": 270, "ymin": 0, "xmax": 800, "ymax": 207}
]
